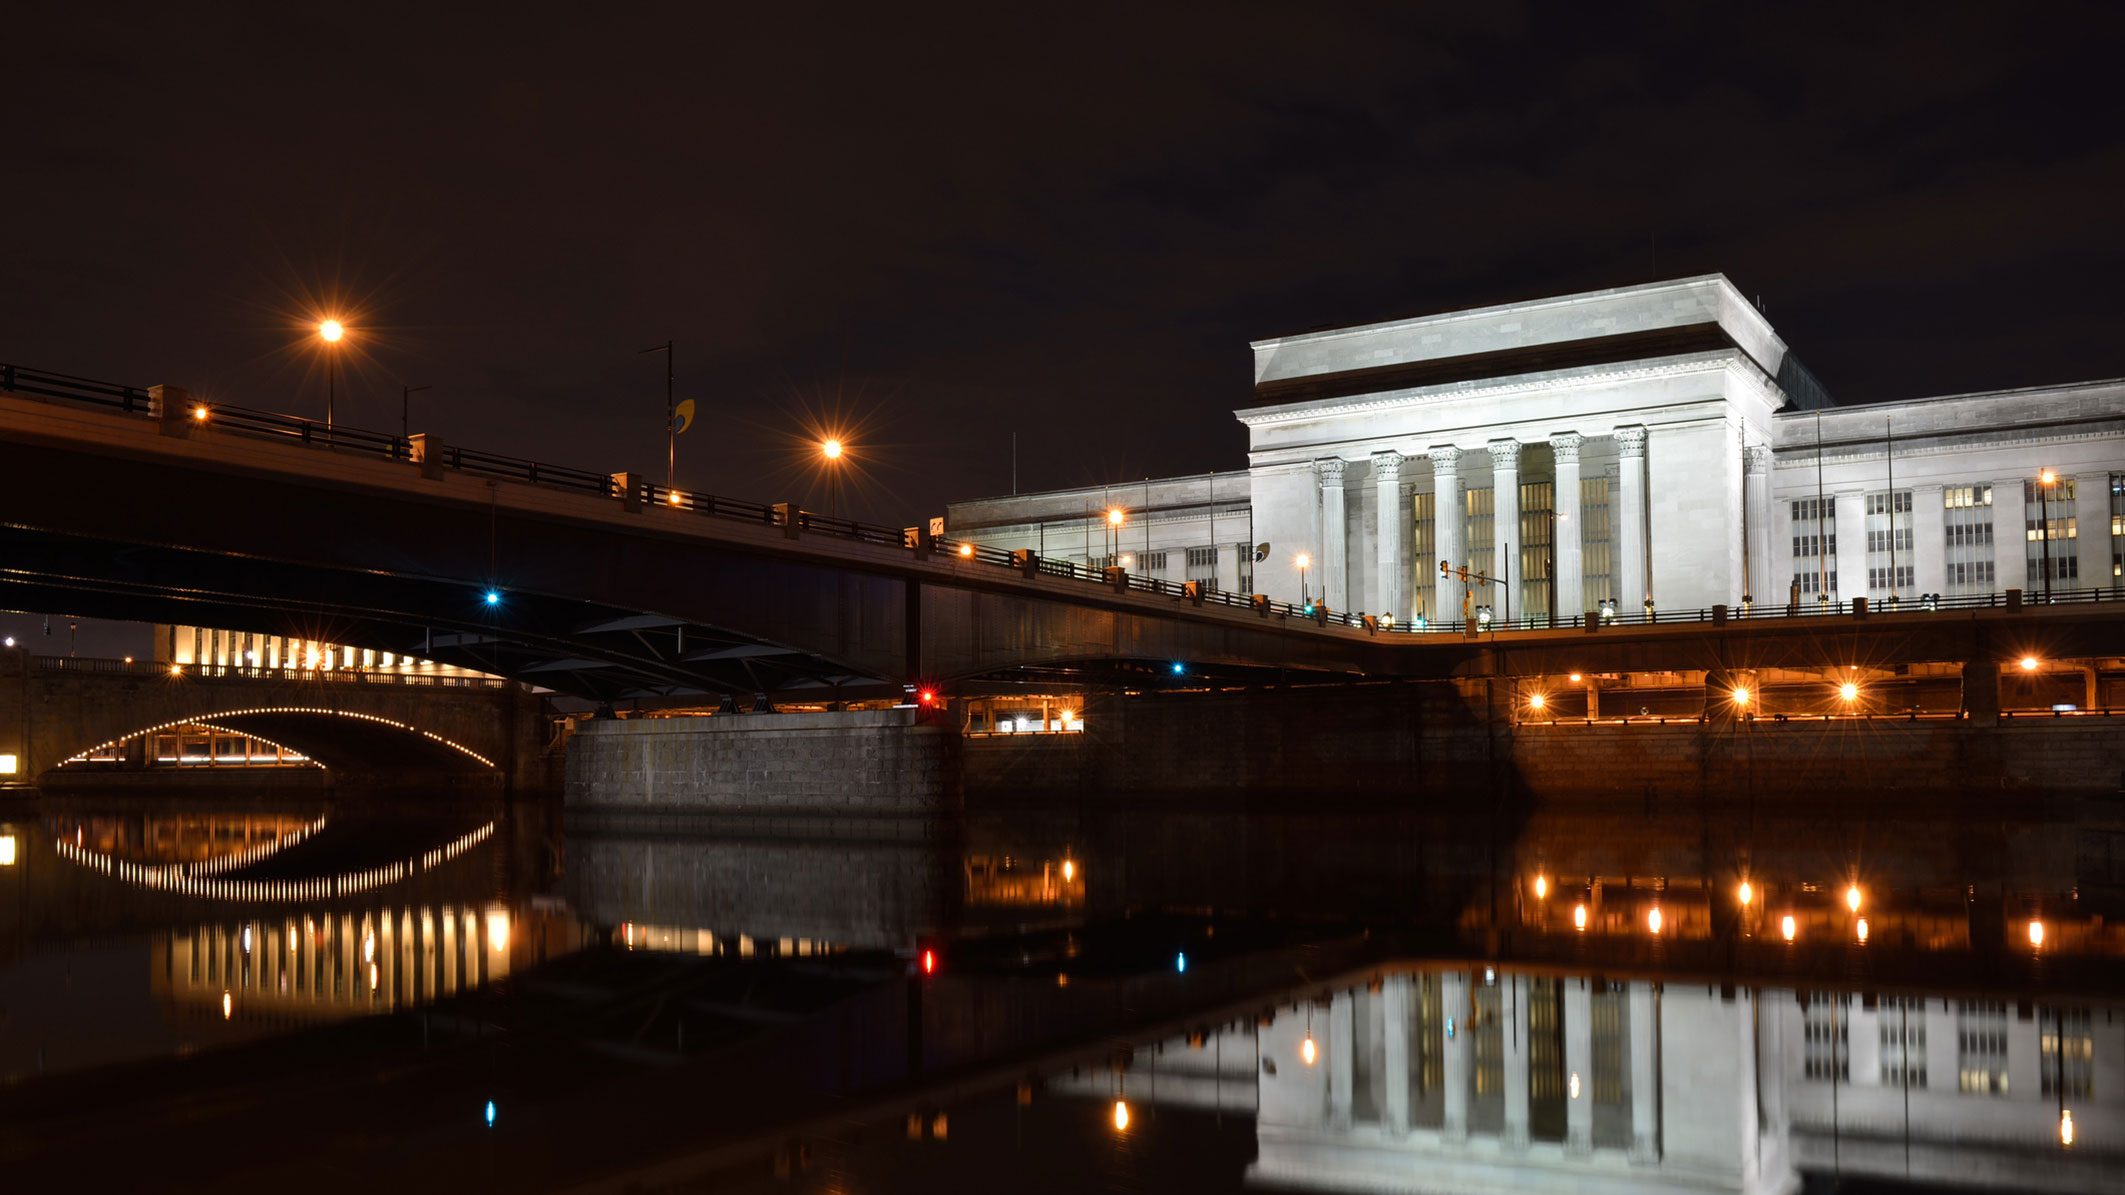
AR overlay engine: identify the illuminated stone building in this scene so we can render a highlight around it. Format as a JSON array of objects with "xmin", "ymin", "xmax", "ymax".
[{"xmin": 948, "ymin": 276, "xmax": 2125, "ymax": 624}]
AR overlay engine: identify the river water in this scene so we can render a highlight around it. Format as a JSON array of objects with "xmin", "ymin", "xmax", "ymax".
[{"xmin": 0, "ymin": 785, "xmax": 2116, "ymax": 1193}]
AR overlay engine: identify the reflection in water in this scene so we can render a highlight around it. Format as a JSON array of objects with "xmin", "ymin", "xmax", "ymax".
[
  {"xmin": 1047, "ymin": 963, "xmax": 2120, "ymax": 1195},
  {"xmin": 158, "ymin": 904, "xmax": 515, "ymax": 1023},
  {"xmin": 51, "ymin": 820, "xmax": 495, "ymax": 902}
]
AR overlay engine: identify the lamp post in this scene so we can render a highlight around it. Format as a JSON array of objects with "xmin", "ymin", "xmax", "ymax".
[
  {"xmin": 821, "ymin": 438, "xmax": 845, "ymax": 518},
  {"xmin": 1106, "ymin": 506, "xmax": 1125, "ymax": 567},
  {"xmin": 1296, "ymin": 552, "xmax": 1311, "ymax": 606},
  {"xmin": 640, "ymin": 341, "xmax": 675, "ymax": 490},
  {"xmin": 318, "ymin": 319, "xmax": 345, "ymax": 432},
  {"xmin": 400, "ymin": 384, "xmax": 431, "ymax": 444},
  {"xmin": 2038, "ymin": 468, "xmax": 2057, "ymax": 603}
]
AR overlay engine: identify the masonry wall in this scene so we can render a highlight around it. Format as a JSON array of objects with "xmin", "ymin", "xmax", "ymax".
[{"xmin": 563, "ymin": 709, "xmax": 962, "ymax": 824}]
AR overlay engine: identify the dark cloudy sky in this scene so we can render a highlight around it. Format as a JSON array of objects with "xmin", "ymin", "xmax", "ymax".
[{"xmin": 8, "ymin": 2, "xmax": 2123, "ymax": 529}]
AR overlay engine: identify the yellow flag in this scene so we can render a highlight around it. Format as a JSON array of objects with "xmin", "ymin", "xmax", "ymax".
[{"xmin": 672, "ymin": 399, "xmax": 696, "ymax": 435}]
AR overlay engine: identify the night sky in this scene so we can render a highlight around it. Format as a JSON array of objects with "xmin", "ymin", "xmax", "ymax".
[{"xmin": 8, "ymin": 2, "xmax": 2123, "ymax": 536}]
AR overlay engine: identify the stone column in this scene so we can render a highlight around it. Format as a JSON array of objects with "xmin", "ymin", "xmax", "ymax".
[
  {"xmin": 1615, "ymin": 426, "xmax": 1648, "ymax": 616},
  {"xmin": 1834, "ymin": 488, "xmax": 1868, "ymax": 605},
  {"xmin": 1318, "ymin": 458, "xmax": 1348, "ymax": 611},
  {"xmin": 1442, "ymin": 970, "xmax": 1471, "ymax": 1142},
  {"xmin": 1551, "ymin": 432, "xmax": 1584, "ymax": 620},
  {"xmin": 1502, "ymin": 974, "xmax": 1531, "ymax": 1150},
  {"xmin": 2076, "ymin": 473, "xmax": 2113, "ymax": 592},
  {"xmin": 1382, "ymin": 974, "xmax": 1412, "ymax": 1135},
  {"xmin": 1744, "ymin": 445, "xmax": 1773, "ymax": 605},
  {"xmin": 1374, "ymin": 451, "xmax": 1406, "ymax": 621},
  {"xmin": 1565, "ymin": 981, "xmax": 1593, "ymax": 1154},
  {"xmin": 1992, "ymin": 476, "xmax": 2029, "ymax": 594},
  {"xmin": 1628, "ymin": 981, "xmax": 1660, "ymax": 1162},
  {"xmin": 1912, "ymin": 483, "xmax": 1947, "ymax": 598},
  {"xmin": 1490, "ymin": 439, "xmax": 1522, "ymax": 624},
  {"xmin": 1431, "ymin": 446, "xmax": 1463, "ymax": 624},
  {"xmin": 1328, "ymin": 992, "xmax": 1355, "ymax": 1130}
]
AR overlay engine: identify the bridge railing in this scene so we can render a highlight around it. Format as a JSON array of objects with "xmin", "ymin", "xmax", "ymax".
[
  {"xmin": 6, "ymin": 360, "xmax": 2123, "ymax": 645},
  {"xmin": 28, "ymin": 655, "xmax": 512, "ymax": 689}
]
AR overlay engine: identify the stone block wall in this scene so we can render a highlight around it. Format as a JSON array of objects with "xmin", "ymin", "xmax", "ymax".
[{"xmin": 564, "ymin": 709, "xmax": 962, "ymax": 823}]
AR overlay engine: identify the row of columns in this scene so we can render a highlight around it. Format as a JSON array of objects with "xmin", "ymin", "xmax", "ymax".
[
  {"xmin": 1346, "ymin": 974, "xmax": 1661, "ymax": 1159},
  {"xmin": 1312, "ymin": 427, "xmax": 1658, "ymax": 622}
]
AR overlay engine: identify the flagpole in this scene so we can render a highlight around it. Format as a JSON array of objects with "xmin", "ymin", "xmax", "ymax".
[{"xmin": 639, "ymin": 340, "xmax": 675, "ymax": 490}]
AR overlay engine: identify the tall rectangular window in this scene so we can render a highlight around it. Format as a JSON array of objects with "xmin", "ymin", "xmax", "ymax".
[
  {"xmin": 2025, "ymin": 477, "xmax": 2079, "ymax": 587},
  {"xmin": 1943, "ymin": 485, "xmax": 1996, "ymax": 594},
  {"xmin": 1803, "ymin": 992, "xmax": 1849, "ymax": 1082},
  {"xmin": 1527, "ymin": 977, "xmax": 1567, "ymax": 1143},
  {"xmin": 1411, "ymin": 492, "xmax": 1435, "ymax": 620},
  {"xmin": 1957, "ymin": 1000, "xmax": 2009, "ymax": 1094},
  {"xmin": 1878, "ymin": 996, "xmax": 1927, "ymax": 1088},
  {"xmin": 2110, "ymin": 474, "xmax": 2124, "ymax": 588},
  {"xmin": 1581, "ymin": 478, "xmax": 1613, "ymax": 609},
  {"xmin": 1864, "ymin": 491, "xmax": 1914, "ymax": 597},
  {"xmin": 1185, "ymin": 546, "xmax": 1218, "ymax": 585},
  {"xmin": 2042, "ymin": 1008, "xmax": 2094, "ymax": 1099},
  {"xmin": 1791, "ymin": 497, "xmax": 1838, "ymax": 601},
  {"xmin": 1235, "ymin": 542, "xmax": 1254, "ymax": 594},
  {"xmin": 1465, "ymin": 487, "xmax": 1495, "ymax": 588},
  {"xmin": 1590, "ymin": 981, "xmax": 1632, "ymax": 1150},
  {"xmin": 1469, "ymin": 976, "xmax": 1504, "ymax": 1133},
  {"xmin": 1519, "ymin": 480, "xmax": 1554, "ymax": 623}
]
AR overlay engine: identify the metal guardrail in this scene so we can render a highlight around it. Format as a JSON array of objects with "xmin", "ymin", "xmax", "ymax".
[
  {"xmin": 5, "ymin": 360, "xmax": 2122, "ymax": 642},
  {"xmin": 29, "ymin": 655, "xmax": 512, "ymax": 689}
]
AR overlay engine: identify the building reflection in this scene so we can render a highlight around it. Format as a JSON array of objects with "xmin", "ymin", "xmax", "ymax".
[{"xmin": 1061, "ymin": 963, "xmax": 2122, "ymax": 1195}]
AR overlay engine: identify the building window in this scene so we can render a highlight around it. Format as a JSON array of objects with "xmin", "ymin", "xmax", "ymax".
[
  {"xmin": 2042, "ymin": 1008, "xmax": 2094, "ymax": 1099},
  {"xmin": 1803, "ymin": 992, "xmax": 1850, "ymax": 1082},
  {"xmin": 1465, "ymin": 487, "xmax": 1495, "ymax": 585},
  {"xmin": 1185, "ymin": 545, "xmax": 1219, "ymax": 582},
  {"xmin": 1581, "ymin": 478, "xmax": 1613, "ymax": 609},
  {"xmin": 1957, "ymin": 1001, "xmax": 2009, "ymax": 1095},
  {"xmin": 1235, "ymin": 542, "xmax": 1254, "ymax": 595},
  {"xmin": 1411, "ymin": 493, "xmax": 1435, "ymax": 619},
  {"xmin": 1868, "ymin": 566, "xmax": 1915, "ymax": 591},
  {"xmin": 1133, "ymin": 550, "xmax": 1168, "ymax": 574},
  {"xmin": 1519, "ymin": 480, "xmax": 1554, "ymax": 622},
  {"xmin": 1791, "ymin": 497, "xmax": 1838, "ymax": 600},
  {"xmin": 2111, "ymin": 475, "xmax": 2124, "ymax": 586},
  {"xmin": 2025, "ymin": 477, "xmax": 2079, "ymax": 587},
  {"xmin": 1879, "ymin": 997, "xmax": 1928, "ymax": 1089}
]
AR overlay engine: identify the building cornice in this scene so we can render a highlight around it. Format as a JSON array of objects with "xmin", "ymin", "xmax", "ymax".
[{"xmin": 1235, "ymin": 351, "xmax": 1747, "ymax": 429}]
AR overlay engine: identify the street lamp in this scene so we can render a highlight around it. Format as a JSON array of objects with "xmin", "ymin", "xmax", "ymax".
[
  {"xmin": 2037, "ymin": 468, "xmax": 2058, "ymax": 603},
  {"xmin": 821, "ymin": 438, "xmax": 846, "ymax": 518},
  {"xmin": 1106, "ymin": 506, "xmax": 1126, "ymax": 564},
  {"xmin": 318, "ymin": 319, "xmax": 346, "ymax": 432},
  {"xmin": 1295, "ymin": 552, "xmax": 1311, "ymax": 605}
]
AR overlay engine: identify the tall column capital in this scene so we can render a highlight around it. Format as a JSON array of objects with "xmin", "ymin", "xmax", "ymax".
[
  {"xmin": 1487, "ymin": 438, "xmax": 1522, "ymax": 472},
  {"xmin": 1428, "ymin": 444, "xmax": 1461, "ymax": 472},
  {"xmin": 1744, "ymin": 444, "xmax": 1772, "ymax": 475},
  {"xmin": 1371, "ymin": 450, "xmax": 1404, "ymax": 482},
  {"xmin": 1614, "ymin": 425, "xmax": 1648, "ymax": 459},
  {"xmin": 1315, "ymin": 457, "xmax": 1346, "ymax": 484},
  {"xmin": 1549, "ymin": 431, "xmax": 1583, "ymax": 465}
]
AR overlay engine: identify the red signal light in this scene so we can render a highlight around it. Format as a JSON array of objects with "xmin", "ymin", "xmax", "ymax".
[
  {"xmin": 921, "ymin": 948, "xmax": 938, "ymax": 975},
  {"xmin": 918, "ymin": 689, "xmax": 936, "ymax": 705}
]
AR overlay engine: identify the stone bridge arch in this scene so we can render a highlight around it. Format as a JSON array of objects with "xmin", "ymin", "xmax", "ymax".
[{"xmin": 0, "ymin": 655, "xmax": 548, "ymax": 787}]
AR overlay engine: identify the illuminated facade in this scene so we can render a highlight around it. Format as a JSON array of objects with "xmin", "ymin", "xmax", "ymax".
[
  {"xmin": 947, "ymin": 276, "xmax": 2125, "ymax": 623},
  {"xmin": 154, "ymin": 623, "xmax": 497, "ymax": 679}
]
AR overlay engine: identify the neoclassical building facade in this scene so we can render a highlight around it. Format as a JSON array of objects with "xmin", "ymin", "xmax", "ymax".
[{"xmin": 947, "ymin": 275, "xmax": 2124, "ymax": 623}]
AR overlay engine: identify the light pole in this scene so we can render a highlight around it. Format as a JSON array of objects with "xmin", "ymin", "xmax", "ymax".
[
  {"xmin": 640, "ymin": 341, "xmax": 675, "ymax": 490},
  {"xmin": 1296, "ymin": 552, "xmax": 1311, "ymax": 606},
  {"xmin": 1106, "ymin": 507, "xmax": 1125, "ymax": 566},
  {"xmin": 318, "ymin": 319, "xmax": 345, "ymax": 432},
  {"xmin": 2038, "ymin": 468, "xmax": 2057, "ymax": 603},
  {"xmin": 400, "ymin": 383, "xmax": 430, "ymax": 444},
  {"xmin": 821, "ymin": 438, "xmax": 845, "ymax": 518}
]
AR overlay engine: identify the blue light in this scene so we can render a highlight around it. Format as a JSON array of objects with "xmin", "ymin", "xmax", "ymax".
[
  {"xmin": 483, "ymin": 590, "xmax": 501, "ymax": 606},
  {"xmin": 484, "ymin": 1099, "xmax": 496, "ymax": 1127},
  {"xmin": 1171, "ymin": 661, "xmax": 1184, "ymax": 675},
  {"xmin": 1175, "ymin": 951, "xmax": 1187, "ymax": 973}
]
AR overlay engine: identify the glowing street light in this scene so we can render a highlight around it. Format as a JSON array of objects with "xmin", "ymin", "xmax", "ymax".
[
  {"xmin": 1839, "ymin": 682, "xmax": 1859, "ymax": 703},
  {"xmin": 2038, "ymin": 468, "xmax": 2059, "ymax": 603},
  {"xmin": 821, "ymin": 437, "xmax": 843, "ymax": 460},
  {"xmin": 1738, "ymin": 880, "xmax": 1754, "ymax": 907},
  {"xmin": 819, "ymin": 438, "xmax": 848, "ymax": 518},
  {"xmin": 1532, "ymin": 874, "xmax": 1549, "ymax": 900},
  {"xmin": 1295, "ymin": 552, "xmax": 1311, "ymax": 604},
  {"xmin": 2020, "ymin": 655, "xmax": 2040, "ymax": 672},
  {"xmin": 1855, "ymin": 917, "xmax": 1870, "ymax": 944},
  {"xmin": 2061, "ymin": 1108, "xmax": 2074, "ymax": 1147},
  {"xmin": 1112, "ymin": 1098, "xmax": 1130, "ymax": 1132},
  {"xmin": 1528, "ymin": 692, "xmax": 1546, "ymax": 712},
  {"xmin": 1731, "ymin": 686, "xmax": 1751, "ymax": 709},
  {"xmin": 1061, "ymin": 858, "xmax": 1076, "ymax": 883},
  {"xmin": 1572, "ymin": 903, "xmax": 1588, "ymax": 931},
  {"xmin": 1647, "ymin": 906, "xmax": 1663, "ymax": 935},
  {"xmin": 317, "ymin": 319, "xmax": 346, "ymax": 432},
  {"xmin": 1301, "ymin": 1035, "xmax": 1318, "ymax": 1066},
  {"xmin": 1845, "ymin": 884, "xmax": 1863, "ymax": 914},
  {"xmin": 2029, "ymin": 918, "xmax": 2046, "ymax": 948},
  {"xmin": 1781, "ymin": 914, "xmax": 1798, "ymax": 942}
]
